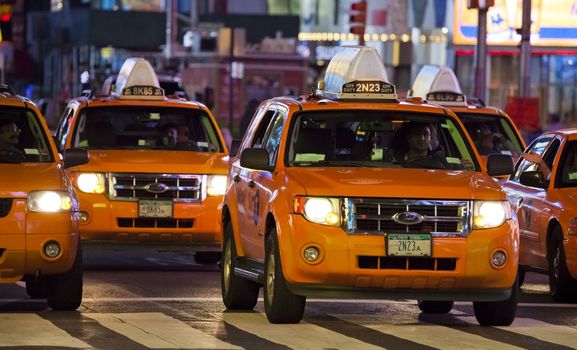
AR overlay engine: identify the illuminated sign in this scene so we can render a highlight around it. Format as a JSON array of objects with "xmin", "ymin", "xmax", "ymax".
[
  {"xmin": 454, "ymin": 0, "xmax": 577, "ymax": 47},
  {"xmin": 0, "ymin": 4, "xmax": 12, "ymax": 22}
]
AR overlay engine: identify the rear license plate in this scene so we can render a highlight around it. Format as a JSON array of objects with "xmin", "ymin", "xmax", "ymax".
[
  {"xmin": 138, "ymin": 200, "xmax": 173, "ymax": 218},
  {"xmin": 387, "ymin": 233, "xmax": 431, "ymax": 257}
]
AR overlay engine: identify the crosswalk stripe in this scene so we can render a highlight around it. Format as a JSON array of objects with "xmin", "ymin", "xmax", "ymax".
[
  {"xmin": 85, "ymin": 312, "xmax": 241, "ymax": 349},
  {"xmin": 222, "ymin": 312, "xmax": 383, "ymax": 349},
  {"xmin": 458, "ymin": 316, "xmax": 577, "ymax": 349},
  {"xmin": 333, "ymin": 313, "xmax": 523, "ymax": 350},
  {"xmin": 0, "ymin": 314, "xmax": 90, "ymax": 348}
]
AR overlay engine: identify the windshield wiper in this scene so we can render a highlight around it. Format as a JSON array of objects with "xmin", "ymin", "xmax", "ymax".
[{"xmin": 293, "ymin": 160, "xmax": 380, "ymax": 167}]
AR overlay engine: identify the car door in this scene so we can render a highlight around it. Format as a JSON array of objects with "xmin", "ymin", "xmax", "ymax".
[
  {"xmin": 232, "ymin": 109, "xmax": 277, "ymax": 258},
  {"xmin": 506, "ymin": 136, "xmax": 559, "ymax": 267}
]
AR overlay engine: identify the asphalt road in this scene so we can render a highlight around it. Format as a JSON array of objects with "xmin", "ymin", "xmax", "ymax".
[{"xmin": 1, "ymin": 248, "xmax": 576, "ymax": 350}]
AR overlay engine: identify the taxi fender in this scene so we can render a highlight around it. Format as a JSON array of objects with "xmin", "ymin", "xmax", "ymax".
[{"xmin": 223, "ymin": 197, "xmax": 246, "ymax": 257}]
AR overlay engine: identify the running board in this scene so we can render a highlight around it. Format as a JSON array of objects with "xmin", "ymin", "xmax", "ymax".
[{"xmin": 234, "ymin": 257, "xmax": 265, "ymax": 284}]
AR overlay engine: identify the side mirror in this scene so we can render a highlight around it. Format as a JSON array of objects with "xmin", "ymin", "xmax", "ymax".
[
  {"xmin": 487, "ymin": 154, "xmax": 514, "ymax": 177},
  {"xmin": 519, "ymin": 171, "xmax": 548, "ymax": 189},
  {"xmin": 230, "ymin": 139, "xmax": 241, "ymax": 157},
  {"xmin": 240, "ymin": 148, "xmax": 272, "ymax": 171},
  {"xmin": 63, "ymin": 148, "xmax": 89, "ymax": 169}
]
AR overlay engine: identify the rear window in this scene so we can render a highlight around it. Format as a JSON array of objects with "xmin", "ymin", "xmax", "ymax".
[{"xmin": 71, "ymin": 106, "xmax": 223, "ymax": 152}]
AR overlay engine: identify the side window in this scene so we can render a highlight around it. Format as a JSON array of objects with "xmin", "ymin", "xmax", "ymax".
[
  {"xmin": 261, "ymin": 113, "xmax": 284, "ymax": 166},
  {"xmin": 512, "ymin": 136, "xmax": 556, "ymax": 182},
  {"xmin": 250, "ymin": 110, "xmax": 276, "ymax": 148},
  {"xmin": 55, "ymin": 107, "xmax": 74, "ymax": 152}
]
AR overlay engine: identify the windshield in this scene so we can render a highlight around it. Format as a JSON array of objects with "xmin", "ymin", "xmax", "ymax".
[
  {"xmin": 557, "ymin": 140, "xmax": 577, "ymax": 188},
  {"xmin": 457, "ymin": 113, "xmax": 524, "ymax": 157},
  {"xmin": 72, "ymin": 106, "xmax": 223, "ymax": 152},
  {"xmin": 286, "ymin": 111, "xmax": 479, "ymax": 171},
  {"xmin": 0, "ymin": 107, "xmax": 54, "ymax": 163}
]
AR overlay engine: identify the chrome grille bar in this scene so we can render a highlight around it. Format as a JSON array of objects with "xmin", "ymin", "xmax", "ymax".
[
  {"xmin": 344, "ymin": 198, "xmax": 471, "ymax": 237},
  {"xmin": 108, "ymin": 173, "xmax": 204, "ymax": 202}
]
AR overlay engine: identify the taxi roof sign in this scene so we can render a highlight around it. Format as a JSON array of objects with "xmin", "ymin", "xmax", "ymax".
[
  {"xmin": 410, "ymin": 65, "xmax": 467, "ymax": 107},
  {"xmin": 318, "ymin": 46, "xmax": 397, "ymax": 101},
  {"xmin": 114, "ymin": 58, "xmax": 165, "ymax": 100}
]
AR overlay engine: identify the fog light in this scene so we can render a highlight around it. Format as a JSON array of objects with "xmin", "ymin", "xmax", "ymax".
[
  {"xmin": 491, "ymin": 250, "xmax": 507, "ymax": 268},
  {"xmin": 303, "ymin": 247, "xmax": 320, "ymax": 262},
  {"xmin": 78, "ymin": 211, "xmax": 89, "ymax": 223},
  {"xmin": 44, "ymin": 241, "xmax": 61, "ymax": 258}
]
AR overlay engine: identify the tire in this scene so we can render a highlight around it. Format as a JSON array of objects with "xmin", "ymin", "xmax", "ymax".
[
  {"xmin": 417, "ymin": 300, "xmax": 454, "ymax": 314},
  {"xmin": 46, "ymin": 244, "xmax": 83, "ymax": 311},
  {"xmin": 221, "ymin": 221, "xmax": 259, "ymax": 310},
  {"xmin": 473, "ymin": 275, "xmax": 518, "ymax": 326},
  {"xmin": 263, "ymin": 230, "xmax": 306, "ymax": 324},
  {"xmin": 548, "ymin": 228, "xmax": 577, "ymax": 302},
  {"xmin": 25, "ymin": 277, "xmax": 47, "ymax": 299},
  {"xmin": 194, "ymin": 251, "xmax": 221, "ymax": 265}
]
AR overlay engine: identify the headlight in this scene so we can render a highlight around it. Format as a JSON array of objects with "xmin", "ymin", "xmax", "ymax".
[
  {"xmin": 28, "ymin": 191, "xmax": 72, "ymax": 213},
  {"xmin": 473, "ymin": 201, "xmax": 511, "ymax": 229},
  {"xmin": 294, "ymin": 197, "xmax": 340, "ymax": 226},
  {"xmin": 207, "ymin": 175, "xmax": 227, "ymax": 196},
  {"xmin": 75, "ymin": 173, "xmax": 105, "ymax": 194}
]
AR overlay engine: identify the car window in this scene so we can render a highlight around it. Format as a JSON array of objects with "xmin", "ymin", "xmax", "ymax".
[
  {"xmin": 285, "ymin": 110, "xmax": 479, "ymax": 171},
  {"xmin": 458, "ymin": 113, "xmax": 524, "ymax": 157},
  {"xmin": 261, "ymin": 112, "xmax": 284, "ymax": 166},
  {"xmin": 0, "ymin": 108, "xmax": 54, "ymax": 163},
  {"xmin": 55, "ymin": 107, "xmax": 74, "ymax": 153},
  {"xmin": 71, "ymin": 106, "xmax": 223, "ymax": 152},
  {"xmin": 512, "ymin": 136, "xmax": 554, "ymax": 181},
  {"xmin": 556, "ymin": 140, "xmax": 577, "ymax": 188},
  {"xmin": 250, "ymin": 110, "xmax": 276, "ymax": 148}
]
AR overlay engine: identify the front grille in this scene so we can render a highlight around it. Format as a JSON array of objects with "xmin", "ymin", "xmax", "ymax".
[
  {"xmin": 109, "ymin": 173, "xmax": 203, "ymax": 202},
  {"xmin": 117, "ymin": 218, "xmax": 194, "ymax": 228},
  {"xmin": 358, "ymin": 256, "xmax": 457, "ymax": 271},
  {"xmin": 345, "ymin": 198, "xmax": 471, "ymax": 237},
  {"xmin": 0, "ymin": 198, "xmax": 12, "ymax": 217}
]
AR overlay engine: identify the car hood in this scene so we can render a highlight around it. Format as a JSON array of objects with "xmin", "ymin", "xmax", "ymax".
[
  {"xmin": 286, "ymin": 167, "xmax": 504, "ymax": 200},
  {"xmin": 0, "ymin": 163, "xmax": 63, "ymax": 197},
  {"xmin": 71, "ymin": 150, "xmax": 229, "ymax": 174}
]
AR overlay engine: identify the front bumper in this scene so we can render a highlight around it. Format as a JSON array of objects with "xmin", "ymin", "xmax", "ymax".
[
  {"xmin": 77, "ymin": 194, "xmax": 223, "ymax": 245},
  {"xmin": 278, "ymin": 215, "xmax": 518, "ymax": 302}
]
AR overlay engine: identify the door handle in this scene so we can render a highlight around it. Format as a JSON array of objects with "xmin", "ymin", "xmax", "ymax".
[
  {"xmin": 248, "ymin": 180, "xmax": 256, "ymax": 188},
  {"xmin": 233, "ymin": 175, "xmax": 241, "ymax": 183}
]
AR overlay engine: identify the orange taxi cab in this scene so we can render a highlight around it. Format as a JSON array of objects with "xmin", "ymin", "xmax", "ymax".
[
  {"xmin": 0, "ymin": 85, "xmax": 87, "ymax": 310},
  {"xmin": 221, "ymin": 47, "xmax": 520, "ymax": 325},
  {"xmin": 502, "ymin": 130, "xmax": 577, "ymax": 301},
  {"xmin": 54, "ymin": 58, "xmax": 228, "ymax": 263},
  {"xmin": 409, "ymin": 65, "xmax": 526, "ymax": 166}
]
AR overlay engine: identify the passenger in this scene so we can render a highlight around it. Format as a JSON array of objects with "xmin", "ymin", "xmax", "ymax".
[
  {"xmin": 162, "ymin": 123, "xmax": 199, "ymax": 150},
  {"xmin": 163, "ymin": 123, "xmax": 179, "ymax": 147},
  {"xmin": 475, "ymin": 125, "xmax": 514, "ymax": 155}
]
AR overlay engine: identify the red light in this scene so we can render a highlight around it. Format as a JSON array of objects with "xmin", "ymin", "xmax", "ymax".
[
  {"xmin": 0, "ymin": 13, "xmax": 11, "ymax": 22},
  {"xmin": 351, "ymin": 2, "xmax": 367, "ymax": 11}
]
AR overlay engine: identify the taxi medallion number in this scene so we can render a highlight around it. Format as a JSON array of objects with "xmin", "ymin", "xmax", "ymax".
[
  {"xmin": 342, "ymin": 80, "xmax": 395, "ymax": 94},
  {"xmin": 138, "ymin": 200, "xmax": 173, "ymax": 218},
  {"xmin": 387, "ymin": 233, "xmax": 431, "ymax": 257}
]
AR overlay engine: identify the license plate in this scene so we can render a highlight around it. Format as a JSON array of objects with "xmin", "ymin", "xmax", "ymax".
[
  {"xmin": 387, "ymin": 233, "xmax": 431, "ymax": 257},
  {"xmin": 138, "ymin": 200, "xmax": 173, "ymax": 218}
]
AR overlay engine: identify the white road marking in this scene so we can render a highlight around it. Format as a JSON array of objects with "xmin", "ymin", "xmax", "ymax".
[
  {"xmin": 0, "ymin": 314, "xmax": 90, "ymax": 348},
  {"xmin": 334, "ymin": 313, "xmax": 523, "ymax": 350},
  {"xmin": 458, "ymin": 316, "xmax": 577, "ymax": 349},
  {"xmin": 222, "ymin": 312, "xmax": 383, "ymax": 350},
  {"xmin": 85, "ymin": 312, "xmax": 240, "ymax": 349}
]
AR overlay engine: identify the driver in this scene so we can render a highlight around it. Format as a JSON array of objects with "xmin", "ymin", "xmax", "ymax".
[
  {"xmin": 392, "ymin": 122, "xmax": 448, "ymax": 169},
  {"xmin": 0, "ymin": 119, "xmax": 23, "ymax": 155}
]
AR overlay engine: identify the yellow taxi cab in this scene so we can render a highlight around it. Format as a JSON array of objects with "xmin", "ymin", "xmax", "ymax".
[
  {"xmin": 502, "ymin": 129, "xmax": 577, "ymax": 301},
  {"xmin": 0, "ymin": 85, "xmax": 88, "ymax": 310},
  {"xmin": 54, "ymin": 58, "xmax": 229, "ymax": 263},
  {"xmin": 221, "ymin": 47, "xmax": 520, "ymax": 325},
  {"xmin": 409, "ymin": 65, "xmax": 526, "ymax": 166}
]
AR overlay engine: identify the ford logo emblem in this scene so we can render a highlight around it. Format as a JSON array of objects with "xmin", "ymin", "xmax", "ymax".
[
  {"xmin": 144, "ymin": 182, "xmax": 169, "ymax": 194},
  {"xmin": 392, "ymin": 211, "xmax": 423, "ymax": 225}
]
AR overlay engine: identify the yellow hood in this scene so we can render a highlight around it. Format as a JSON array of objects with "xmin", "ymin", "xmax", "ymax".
[{"xmin": 0, "ymin": 163, "xmax": 63, "ymax": 198}]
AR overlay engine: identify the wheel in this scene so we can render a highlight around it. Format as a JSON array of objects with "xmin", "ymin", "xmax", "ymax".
[
  {"xmin": 548, "ymin": 227, "xmax": 577, "ymax": 301},
  {"xmin": 194, "ymin": 251, "xmax": 221, "ymax": 265},
  {"xmin": 473, "ymin": 275, "xmax": 518, "ymax": 326},
  {"xmin": 25, "ymin": 277, "xmax": 47, "ymax": 299},
  {"xmin": 221, "ymin": 221, "xmax": 259, "ymax": 310},
  {"xmin": 518, "ymin": 269, "xmax": 526, "ymax": 287},
  {"xmin": 46, "ymin": 244, "xmax": 83, "ymax": 311},
  {"xmin": 263, "ymin": 230, "xmax": 306, "ymax": 324},
  {"xmin": 417, "ymin": 300, "xmax": 454, "ymax": 314}
]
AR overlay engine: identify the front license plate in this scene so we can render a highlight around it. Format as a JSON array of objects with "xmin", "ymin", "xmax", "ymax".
[
  {"xmin": 387, "ymin": 233, "xmax": 431, "ymax": 257},
  {"xmin": 138, "ymin": 200, "xmax": 173, "ymax": 218}
]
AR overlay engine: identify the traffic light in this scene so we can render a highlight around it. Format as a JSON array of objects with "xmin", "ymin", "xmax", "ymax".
[{"xmin": 349, "ymin": 0, "xmax": 367, "ymax": 41}]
